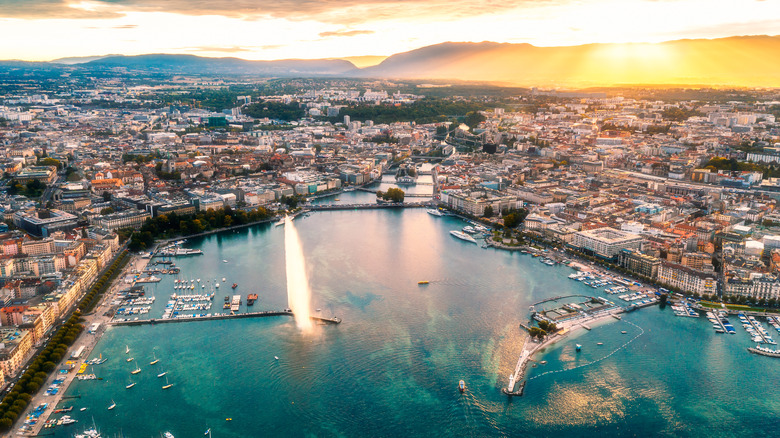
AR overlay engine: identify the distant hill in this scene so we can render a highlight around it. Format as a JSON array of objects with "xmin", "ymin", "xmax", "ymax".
[
  {"xmin": 50, "ymin": 55, "xmax": 120, "ymax": 64},
  {"xmin": 2, "ymin": 36, "xmax": 779, "ymax": 86},
  {"xmin": 356, "ymin": 36, "xmax": 780, "ymax": 87},
  {"xmin": 84, "ymin": 54, "xmax": 358, "ymax": 76}
]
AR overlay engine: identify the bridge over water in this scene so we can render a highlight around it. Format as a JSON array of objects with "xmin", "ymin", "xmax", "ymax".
[
  {"xmin": 306, "ymin": 202, "xmax": 430, "ymax": 211},
  {"xmin": 355, "ymin": 187, "xmax": 433, "ymax": 197}
]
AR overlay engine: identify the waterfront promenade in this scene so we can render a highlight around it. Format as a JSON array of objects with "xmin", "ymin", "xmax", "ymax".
[{"xmin": 18, "ymin": 253, "xmax": 149, "ymax": 436}]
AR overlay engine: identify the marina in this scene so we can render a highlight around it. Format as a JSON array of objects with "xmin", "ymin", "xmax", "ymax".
[{"xmin": 738, "ymin": 313, "xmax": 777, "ymax": 345}]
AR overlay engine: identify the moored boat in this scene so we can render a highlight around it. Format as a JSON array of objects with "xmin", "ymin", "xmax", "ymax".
[{"xmin": 449, "ymin": 230, "xmax": 477, "ymax": 244}]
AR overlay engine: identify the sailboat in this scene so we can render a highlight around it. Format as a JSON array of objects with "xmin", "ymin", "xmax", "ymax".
[
  {"xmin": 108, "ymin": 400, "xmax": 116, "ymax": 410},
  {"xmin": 131, "ymin": 363, "xmax": 141, "ymax": 375},
  {"xmin": 162, "ymin": 376, "xmax": 173, "ymax": 390},
  {"xmin": 150, "ymin": 352, "xmax": 159, "ymax": 366},
  {"xmin": 126, "ymin": 380, "xmax": 136, "ymax": 389},
  {"xmin": 126, "ymin": 357, "xmax": 134, "ymax": 362},
  {"xmin": 125, "ymin": 345, "xmax": 130, "ymax": 354},
  {"xmin": 157, "ymin": 368, "xmax": 167, "ymax": 378}
]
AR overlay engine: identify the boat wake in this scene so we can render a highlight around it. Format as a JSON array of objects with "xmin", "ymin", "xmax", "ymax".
[{"xmin": 528, "ymin": 320, "xmax": 645, "ymax": 381}]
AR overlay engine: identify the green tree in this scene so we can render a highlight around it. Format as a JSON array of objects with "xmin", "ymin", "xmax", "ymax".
[
  {"xmin": 38, "ymin": 157, "xmax": 61, "ymax": 169},
  {"xmin": 378, "ymin": 188, "xmax": 405, "ymax": 203},
  {"xmin": 464, "ymin": 111, "xmax": 486, "ymax": 131},
  {"xmin": 483, "ymin": 205, "xmax": 495, "ymax": 218}
]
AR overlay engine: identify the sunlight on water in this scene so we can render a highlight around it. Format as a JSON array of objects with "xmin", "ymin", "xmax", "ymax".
[{"xmin": 284, "ymin": 216, "xmax": 313, "ymax": 331}]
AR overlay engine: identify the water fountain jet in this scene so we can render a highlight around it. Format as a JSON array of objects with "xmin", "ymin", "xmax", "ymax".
[{"xmin": 284, "ymin": 216, "xmax": 313, "ymax": 331}]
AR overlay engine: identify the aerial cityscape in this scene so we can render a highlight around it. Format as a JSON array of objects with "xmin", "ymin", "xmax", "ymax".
[{"xmin": 0, "ymin": 0, "xmax": 778, "ymax": 436}]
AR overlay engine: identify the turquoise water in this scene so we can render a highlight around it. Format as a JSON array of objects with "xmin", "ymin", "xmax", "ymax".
[{"xmin": 53, "ymin": 210, "xmax": 780, "ymax": 437}]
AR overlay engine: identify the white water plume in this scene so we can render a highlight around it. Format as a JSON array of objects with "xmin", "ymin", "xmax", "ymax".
[{"xmin": 284, "ymin": 216, "xmax": 313, "ymax": 331}]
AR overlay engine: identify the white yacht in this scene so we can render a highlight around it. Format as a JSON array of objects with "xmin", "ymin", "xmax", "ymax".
[{"xmin": 449, "ymin": 230, "xmax": 477, "ymax": 244}]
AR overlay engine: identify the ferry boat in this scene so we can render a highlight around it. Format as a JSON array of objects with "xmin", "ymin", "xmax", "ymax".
[
  {"xmin": 449, "ymin": 230, "xmax": 477, "ymax": 244},
  {"xmin": 426, "ymin": 208, "xmax": 444, "ymax": 217},
  {"xmin": 458, "ymin": 380, "xmax": 466, "ymax": 392}
]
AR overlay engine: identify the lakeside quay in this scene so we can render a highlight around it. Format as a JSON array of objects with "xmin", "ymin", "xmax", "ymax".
[{"xmin": 18, "ymin": 252, "xmax": 150, "ymax": 436}]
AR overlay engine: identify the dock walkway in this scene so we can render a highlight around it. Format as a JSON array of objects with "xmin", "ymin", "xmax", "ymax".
[{"xmin": 109, "ymin": 311, "xmax": 341, "ymax": 326}]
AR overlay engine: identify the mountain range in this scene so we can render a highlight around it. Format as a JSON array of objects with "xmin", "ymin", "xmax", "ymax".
[{"xmin": 2, "ymin": 35, "xmax": 779, "ymax": 87}]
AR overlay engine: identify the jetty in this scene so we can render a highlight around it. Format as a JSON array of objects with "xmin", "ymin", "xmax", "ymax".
[
  {"xmin": 109, "ymin": 310, "xmax": 341, "ymax": 326},
  {"xmin": 504, "ymin": 305, "xmax": 625, "ymax": 396},
  {"xmin": 748, "ymin": 346, "xmax": 780, "ymax": 358}
]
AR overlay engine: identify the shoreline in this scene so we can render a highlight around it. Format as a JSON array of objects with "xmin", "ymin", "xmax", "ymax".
[{"xmin": 19, "ymin": 252, "xmax": 152, "ymax": 436}]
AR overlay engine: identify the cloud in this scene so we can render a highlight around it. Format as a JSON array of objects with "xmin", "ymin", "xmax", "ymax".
[
  {"xmin": 319, "ymin": 29, "xmax": 374, "ymax": 38},
  {"xmin": 661, "ymin": 19, "xmax": 780, "ymax": 39},
  {"xmin": 178, "ymin": 45, "xmax": 285, "ymax": 53},
  {"xmin": 188, "ymin": 46, "xmax": 252, "ymax": 53},
  {"xmin": 0, "ymin": 0, "xmax": 123, "ymax": 19},
  {"xmin": 0, "ymin": 0, "xmax": 543, "ymax": 24},
  {"xmin": 112, "ymin": 24, "xmax": 137, "ymax": 29}
]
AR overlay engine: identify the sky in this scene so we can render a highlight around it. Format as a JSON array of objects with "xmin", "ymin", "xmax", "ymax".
[{"xmin": 0, "ymin": 0, "xmax": 778, "ymax": 63}]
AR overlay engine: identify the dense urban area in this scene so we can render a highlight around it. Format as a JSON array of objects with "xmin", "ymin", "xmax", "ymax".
[{"xmin": 1, "ymin": 69, "xmax": 780, "ymax": 430}]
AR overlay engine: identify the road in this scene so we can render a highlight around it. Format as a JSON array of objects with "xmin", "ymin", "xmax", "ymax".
[{"xmin": 40, "ymin": 174, "xmax": 62, "ymax": 206}]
